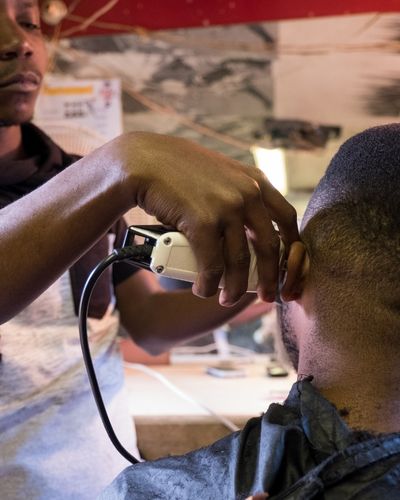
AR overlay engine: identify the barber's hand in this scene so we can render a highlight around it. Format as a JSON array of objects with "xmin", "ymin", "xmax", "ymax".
[{"xmin": 111, "ymin": 132, "xmax": 299, "ymax": 305}]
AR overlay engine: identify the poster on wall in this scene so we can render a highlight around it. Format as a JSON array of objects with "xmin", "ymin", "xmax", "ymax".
[{"xmin": 34, "ymin": 77, "xmax": 122, "ymax": 143}]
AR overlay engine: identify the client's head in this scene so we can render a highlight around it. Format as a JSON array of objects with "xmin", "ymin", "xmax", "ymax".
[{"xmin": 280, "ymin": 124, "xmax": 400, "ymax": 378}]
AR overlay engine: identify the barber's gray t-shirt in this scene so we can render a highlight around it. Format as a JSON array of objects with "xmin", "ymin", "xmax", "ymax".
[{"xmin": 0, "ymin": 272, "xmax": 139, "ymax": 500}]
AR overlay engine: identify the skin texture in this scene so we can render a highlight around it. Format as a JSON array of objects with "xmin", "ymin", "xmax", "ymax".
[
  {"xmin": 280, "ymin": 126, "xmax": 400, "ymax": 435},
  {"xmin": 0, "ymin": 0, "xmax": 300, "ymax": 351},
  {"xmin": 282, "ymin": 245, "xmax": 400, "ymax": 434}
]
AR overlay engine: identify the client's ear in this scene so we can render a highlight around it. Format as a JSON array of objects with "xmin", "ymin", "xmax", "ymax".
[{"xmin": 280, "ymin": 241, "xmax": 309, "ymax": 301}]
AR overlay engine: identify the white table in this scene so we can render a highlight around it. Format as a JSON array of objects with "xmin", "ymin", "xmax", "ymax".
[{"xmin": 123, "ymin": 355, "xmax": 296, "ymax": 459}]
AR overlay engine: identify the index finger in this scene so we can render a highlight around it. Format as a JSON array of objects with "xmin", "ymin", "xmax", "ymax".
[
  {"xmin": 185, "ymin": 223, "xmax": 225, "ymax": 299},
  {"xmin": 248, "ymin": 169, "xmax": 299, "ymax": 247}
]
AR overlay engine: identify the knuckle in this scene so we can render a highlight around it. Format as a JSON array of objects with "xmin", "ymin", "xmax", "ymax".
[
  {"xmin": 179, "ymin": 216, "xmax": 218, "ymax": 240},
  {"xmin": 243, "ymin": 179, "xmax": 262, "ymax": 202},
  {"xmin": 223, "ymin": 177, "xmax": 261, "ymax": 209},
  {"xmin": 260, "ymin": 235, "xmax": 281, "ymax": 257},
  {"xmin": 200, "ymin": 266, "xmax": 224, "ymax": 281},
  {"xmin": 247, "ymin": 165, "xmax": 265, "ymax": 183},
  {"xmin": 217, "ymin": 190, "xmax": 244, "ymax": 214},
  {"xmin": 231, "ymin": 250, "xmax": 250, "ymax": 268}
]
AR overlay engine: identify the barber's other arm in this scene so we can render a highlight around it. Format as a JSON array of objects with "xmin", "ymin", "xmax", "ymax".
[
  {"xmin": 0, "ymin": 132, "xmax": 298, "ymax": 323},
  {"xmin": 115, "ymin": 270, "xmax": 272, "ymax": 355}
]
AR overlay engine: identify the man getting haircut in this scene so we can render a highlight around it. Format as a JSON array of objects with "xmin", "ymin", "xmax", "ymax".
[{"xmin": 101, "ymin": 123, "xmax": 400, "ymax": 499}]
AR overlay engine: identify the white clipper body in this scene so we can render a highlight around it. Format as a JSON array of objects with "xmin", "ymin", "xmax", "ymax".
[{"xmin": 151, "ymin": 231, "xmax": 259, "ymax": 291}]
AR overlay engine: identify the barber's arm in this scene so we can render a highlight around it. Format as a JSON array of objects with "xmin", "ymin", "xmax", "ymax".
[
  {"xmin": 0, "ymin": 132, "xmax": 298, "ymax": 324},
  {"xmin": 115, "ymin": 269, "xmax": 261, "ymax": 355}
]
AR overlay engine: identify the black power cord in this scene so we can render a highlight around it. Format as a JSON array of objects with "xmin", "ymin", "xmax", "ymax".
[{"xmin": 79, "ymin": 245, "xmax": 152, "ymax": 465}]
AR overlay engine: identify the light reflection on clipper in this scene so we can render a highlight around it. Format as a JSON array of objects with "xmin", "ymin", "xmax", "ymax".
[{"xmin": 276, "ymin": 238, "xmax": 287, "ymax": 305}]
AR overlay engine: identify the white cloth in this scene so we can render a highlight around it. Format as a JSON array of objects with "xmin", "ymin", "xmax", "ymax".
[{"xmin": 0, "ymin": 272, "xmax": 139, "ymax": 500}]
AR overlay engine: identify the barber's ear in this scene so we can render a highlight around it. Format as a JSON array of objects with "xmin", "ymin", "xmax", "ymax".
[{"xmin": 280, "ymin": 241, "xmax": 309, "ymax": 302}]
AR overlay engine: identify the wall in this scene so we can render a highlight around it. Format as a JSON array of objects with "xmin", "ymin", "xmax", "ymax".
[{"xmin": 48, "ymin": 11, "xmax": 400, "ymax": 217}]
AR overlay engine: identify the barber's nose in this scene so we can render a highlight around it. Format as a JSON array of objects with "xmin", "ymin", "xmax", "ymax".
[{"xmin": 0, "ymin": 32, "xmax": 34, "ymax": 61}]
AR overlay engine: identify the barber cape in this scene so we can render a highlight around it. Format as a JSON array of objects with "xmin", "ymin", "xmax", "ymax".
[{"xmin": 101, "ymin": 379, "xmax": 400, "ymax": 500}]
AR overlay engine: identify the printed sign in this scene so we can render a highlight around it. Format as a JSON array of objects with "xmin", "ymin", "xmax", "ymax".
[{"xmin": 35, "ymin": 77, "xmax": 122, "ymax": 141}]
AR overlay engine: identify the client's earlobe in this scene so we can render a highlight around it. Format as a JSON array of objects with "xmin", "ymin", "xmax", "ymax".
[{"xmin": 280, "ymin": 241, "xmax": 309, "ymax": 301}]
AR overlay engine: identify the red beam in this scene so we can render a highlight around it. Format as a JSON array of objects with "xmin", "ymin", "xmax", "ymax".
[{"xmin": 51, "ymin": 0, "xmax": 400, "ymax": 37}]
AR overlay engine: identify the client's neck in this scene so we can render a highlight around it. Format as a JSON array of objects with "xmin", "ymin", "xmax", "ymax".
[
  {"xmin": 298, "ymin": 336, "xmax": 400, "ymax": 434},
  {"xmin": 0, "ymin": 125, "xmax": 24, "ymax": 161}
]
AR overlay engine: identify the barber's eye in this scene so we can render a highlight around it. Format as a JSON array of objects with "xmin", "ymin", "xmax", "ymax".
[{"xmin": 20, "ymin": 21, "xmax": 41, "ymax": 31}]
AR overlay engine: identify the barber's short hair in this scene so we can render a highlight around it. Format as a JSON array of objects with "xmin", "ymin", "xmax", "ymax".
[{"xmin": 301, "ymin": 124, "xmax": 400, "ymax": 308}]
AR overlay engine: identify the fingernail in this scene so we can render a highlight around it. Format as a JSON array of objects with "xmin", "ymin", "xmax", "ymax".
[{"xmin": 192, "ymin": 282, "xmax": 203, "ymax": 298}]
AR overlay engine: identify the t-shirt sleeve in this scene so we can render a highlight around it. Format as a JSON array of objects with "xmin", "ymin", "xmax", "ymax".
[{"xmin": 111, "ymin": 217, "xmax": 141, "ymax": 287}]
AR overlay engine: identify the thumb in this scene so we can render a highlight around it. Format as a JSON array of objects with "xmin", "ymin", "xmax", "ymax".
[{"xmin": 280, "ymin": 241, "xmax": 308, "ymax": 301}]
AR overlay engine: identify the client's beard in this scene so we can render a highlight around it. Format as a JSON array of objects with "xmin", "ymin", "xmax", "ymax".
[{"xmin": 277, "ymin": 302, "xmax": 300, "ymax": 371}]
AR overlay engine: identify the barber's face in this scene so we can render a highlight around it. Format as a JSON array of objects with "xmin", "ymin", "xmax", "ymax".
[{"xmin": 0, "ymin": 0, "xmax": 47, "ymax": 125}]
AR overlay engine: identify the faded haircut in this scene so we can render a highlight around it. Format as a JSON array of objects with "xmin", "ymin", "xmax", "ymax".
[{"xmin": 299, "ymin": 124, "xmax": 400, "ymax": 345}]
